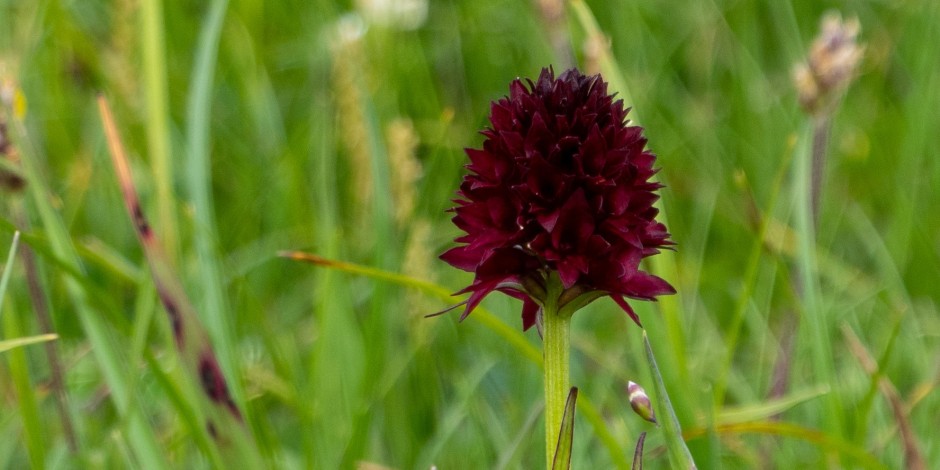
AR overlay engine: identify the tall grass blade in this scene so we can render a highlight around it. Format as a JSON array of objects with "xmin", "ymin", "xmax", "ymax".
[
  {"xmin": 568, "ymin": 0, "xmax": 635, "ymax": 112},
  {"xmin": 17, "ymin": 219, "xmax": 80, "ymax": 452},
  {"xmin": 495, "ymin": 402, "xmax": 544, "ymax": 470},
  {"xmin": 281, "ymin": 250, "xmax": 541, "ymax": 362},
  {"xmin": 0, "ymin": 231, "xmax": 20, "ymax": 320},
  {"xmin": 185, "ymin": 0, "xmax": 248, "ymax": 425},
  {"xmin": 139, "ymin": 0, "xmax": 177, "ymax": 259},
  {"xmin": 643, "ymin": 331, "xmax": 696, "ymax": 469},
  {"xmin": 0, "ymin": 231, "xmax": 43, "ymax": 468},
  {"xmin": 3, "ymin": 307, "xmax": 45, "ymax": 469},
  {"xmin": 713, "ymin": 145, "xmax": 794, "ymax": 408},
  {"xmin": 793, "ymin": 121, "xmax": 842, "ymax": 436},
  {"xmin": 413, "ymin": 361, "xmax": 494, "ymax": 468},
  {"xmin": 98, "ymin": 96, "xmax": 259, "ymax": 466}
]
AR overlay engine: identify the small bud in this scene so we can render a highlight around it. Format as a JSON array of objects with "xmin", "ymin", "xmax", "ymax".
[{"xmin": 627, "ymin": 381, "xmax": 657, "ymax": 424}]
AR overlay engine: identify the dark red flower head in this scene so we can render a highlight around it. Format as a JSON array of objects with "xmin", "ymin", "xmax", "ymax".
[{"xmin": 441, "ymin": 67, "xmax": 675, "ymax": 331}]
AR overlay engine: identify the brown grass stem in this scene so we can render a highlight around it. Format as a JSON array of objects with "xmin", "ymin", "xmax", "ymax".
[
  {"xmin": 97, "ymin": 95, "xmax": 249, "ymax": 442},
  {"xmin": 17, "ymin": 213, "xmax": 78, "ymax": 452},
  {"xmin": 810, "ymin": 117, "xmax": 831, "ymax": 228}
]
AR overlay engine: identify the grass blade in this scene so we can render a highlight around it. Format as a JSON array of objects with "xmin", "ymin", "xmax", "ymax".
[
  {"xmin": 643, "ymin": 330, "xmax": 696, "ymax": 469},
  {"xmin": 716, "ymin": 386, "xmax": 828, "ymax": 424},
  {"xmin": 551, "ymin": 387, "xmax": 578, "ymax": 470},
  {"xmin": 185, "ymin": 0, "xmax": 250, "ymax": 431},
  {"xmin": 0, "ymin": 230, "xmax": 20, "ymax": 320},
  {"xmin": 842, "ymin": 324, "xmax": 926, "ymax": 470},
  {"xmin": 0, "ymin": 333, "xmax": 58, "ymax": 354},
  {"xmin": 632, "ymin": 432, "xmax": 647, "ymax": 470},
  {"xmin": 792, "ymin": 121, "xmax": 842, "ymax": 437},
  {"xmin": 568, "ymin": 0, "xmax": 635, "ymax": 114},
  {"xmin": 683, "ymin": 421, "xmax": 887, "ymax": 470},
  {"xmin": 98, "ymin": 96, "xmax": 259, "ymax": 466},
  {"xmin": 280, "ymin": 250, "xmax": 540, "ymax": 362},
  {"xmin": 140, "ymin": 0, "xmax": 177, "ymax": 259},
  {"xmin": 413, "ymin": 361, "xmax": 495, "ymax": 469},
  {"xmin": 3, "ymin": 306, "xmax": 45, "ymax": 468}
]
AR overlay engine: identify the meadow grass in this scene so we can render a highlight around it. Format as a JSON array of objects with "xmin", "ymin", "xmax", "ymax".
[{"xmin": 1, "ymin": 0, "xmax": 939, "ymax": 468}]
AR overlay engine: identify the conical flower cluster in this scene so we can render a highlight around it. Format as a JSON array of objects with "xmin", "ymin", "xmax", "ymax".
[{"xmin": 441, "ymin": 68, "xmax": 674, "ymax": 330}]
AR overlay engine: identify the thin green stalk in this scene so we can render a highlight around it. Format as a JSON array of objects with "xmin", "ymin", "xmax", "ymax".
[
  {"xmin": 3, "ymin": 305, "xmax": 44, "ymax": 469},
  {"xmin": 0, "ymin": 233, "xmax": 46, "ymax": 467},
  {"xmin": 0, "ymin": 231, "xmax": 20, "ymax": 320},
  {"xmin": 713, "ymin": 146, "xmax": 793, "ymax": 408},
  {"xmin": 569, "ymin": 0, "xmax": 635, "ymax": 111},
  {"xmin": 186, "ymin": 0, "xmax": 250, "ymax": 428},
  {"xmin": 140, "ymin": 0, "xmax": 178, "ymax": 259},
  {"xmin": 794, "ymin": 121, "xmax": 842, "ymax": 437},
  {"xmin": 141, "ymin": 350, "xmax": 225, "ymax": 468},
  {"xmin": 17, "ymin": 218, "xmax": 79, "ymax": 452},
  {"xmin": 810, "ymin": 117, "xmax": 830, "ymax": 227},
  {"xmin": 0, "ymin": 334, "xmax": 57, "ymax": 354},
  {"xmin": 413, "ymin": 361, "xmax": 496, "ymax": 468},
  {"xmin": 542, "ymin": 276, "xmax": 569, "ymax": 468},
  {"xmin": 302, "ymin": 89, "xmax": 337, "ymax": 465},
  {"xmin": 281, "ymin": 250, "xmax": 542, "ymax": 363},
  {"xmin": 644, "ymin": 331, "xmax": 696, "ymax": 469},
  {"xmin": 343, "ymin": 64, "xmax": 395, "ymax": 469}
]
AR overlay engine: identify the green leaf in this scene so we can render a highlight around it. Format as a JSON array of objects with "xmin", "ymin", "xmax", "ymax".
[
  {"xmin": 644, "ymin": 331, "xmax": 697, "ymax": 469},
  {"xmin": 551, "ymin": 387, "xmax": 578, "ymax": 470},
  {"xmin": 632, "ymin": 432, "xmax": 647, "ymax": 470}
]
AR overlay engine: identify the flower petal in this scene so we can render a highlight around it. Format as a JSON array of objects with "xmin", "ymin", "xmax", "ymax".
[
  {"xmin": 612, "ymin": 295, "xmax": 642, "ymax": 327},
  {"xmin": 622, "ymin": 272, "xmax": 676, "ymax": 300}
]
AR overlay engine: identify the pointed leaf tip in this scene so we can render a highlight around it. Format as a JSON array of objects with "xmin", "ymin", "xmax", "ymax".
[{"xmin": 552, "ymin": 387, "xmax": 579, "ymax": 470}]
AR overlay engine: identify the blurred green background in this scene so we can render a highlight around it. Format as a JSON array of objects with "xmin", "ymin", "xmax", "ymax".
[{"xmin": 1, "ymin": 0, "xmax": 938, "ymax": 468}]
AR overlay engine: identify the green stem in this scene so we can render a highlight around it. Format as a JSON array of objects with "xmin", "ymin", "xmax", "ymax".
[
  {"xmin": 140, "ymin": 0, "xmax": 177, "ymax": 260},
  {"xmin": 543, "ymin": 279, "xmax": 570, "ymax": 468}
]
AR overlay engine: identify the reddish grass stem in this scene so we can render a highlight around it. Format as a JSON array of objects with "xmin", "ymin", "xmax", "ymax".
[{"xmin": 97, "ymin": 95, "xmax": 243, "ymax": 425}]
